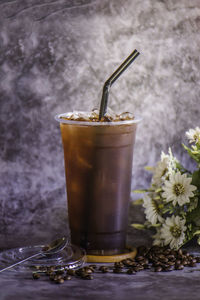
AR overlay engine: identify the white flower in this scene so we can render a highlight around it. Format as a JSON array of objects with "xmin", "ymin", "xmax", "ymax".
[
  {"xmin": 152, "ymin": 228, "xmax": 165, "ymax": 246},
  {"xmin": 162, "ymin": 172, "xmax": 196, "ymax": 206},
  {"xmin": 152, "ymin": 158, "xmax": 169, "ymax": 187},
  {"xmin": 160, "ymin": 215, "xmax": 186, "ymax": 249},
  {"xmin": 161, "ymin": 147, "xmax": 178, "ymax": 174},
  {"xmin": 152, "ymin": 148, "xmax": 178, "ymax": 187},
  {"xmin": 143, "ymin": 194, "xmax": 163, "ymax": 225},
  {"xmin": 186, "ymin": 127, "xmax": 200, "ymax": 144}
]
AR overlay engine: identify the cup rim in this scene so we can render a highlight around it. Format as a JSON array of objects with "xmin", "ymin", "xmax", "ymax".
[{"xmin": 55, "ymin": 112, "xmax": 142, "ymax": 126}]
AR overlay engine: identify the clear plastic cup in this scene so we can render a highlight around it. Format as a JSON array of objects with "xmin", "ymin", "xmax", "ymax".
[{"xmin": 55, "ymin": 113, "xmax": 141, "ymax": 255}]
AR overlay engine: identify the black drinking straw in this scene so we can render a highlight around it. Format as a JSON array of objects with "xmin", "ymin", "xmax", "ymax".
[{"xmin": 99, "ymin": 49, "xmax": 140, "ymax": 120}]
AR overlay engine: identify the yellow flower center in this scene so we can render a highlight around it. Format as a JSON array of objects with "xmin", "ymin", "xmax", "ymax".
[
  {"xmin": 173, "ymin": 183, "xmax": 185, "ymax": 196},
  {"xmin": 170, "ymin": 225, "xmax": 181, "ymax": 238}
]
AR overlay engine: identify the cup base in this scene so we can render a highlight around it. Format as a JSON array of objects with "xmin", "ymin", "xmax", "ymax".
[{"xmin": 86, "ymin": 246, "xmax": 137, "ymax": 263}]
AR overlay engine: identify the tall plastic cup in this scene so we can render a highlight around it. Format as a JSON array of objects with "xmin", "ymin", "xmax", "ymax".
[{"xmin": 55, "ymin": 113, "xmax": 141, "ymax": 255}]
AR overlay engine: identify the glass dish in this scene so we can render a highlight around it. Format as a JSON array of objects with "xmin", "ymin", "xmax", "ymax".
[{"xmin": 0, "ymin": 244, "xmax": 86, "ymax": 272}]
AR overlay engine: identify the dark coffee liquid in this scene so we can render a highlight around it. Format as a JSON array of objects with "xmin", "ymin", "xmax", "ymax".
[{"xmin": 60, "ymin": 122, "xmax": 137, "ymax": 255}]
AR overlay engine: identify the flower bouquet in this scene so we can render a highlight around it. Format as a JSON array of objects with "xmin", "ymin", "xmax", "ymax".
[{"xmin": 132, "ymin": 127, "xmax": 200, "ymax": 249}]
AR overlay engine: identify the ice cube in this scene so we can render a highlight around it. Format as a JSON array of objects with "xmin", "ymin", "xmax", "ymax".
[
  {"xmin": 118, "ymin": 112, "xmax": 134, "ymax": 120},
  {"xmin": 59, "ymin": 109, "xmax": 134, "ymax": 122},
  {"xmin": 89, "ymin": 109, "xmax": 99, "ymax": 121}
]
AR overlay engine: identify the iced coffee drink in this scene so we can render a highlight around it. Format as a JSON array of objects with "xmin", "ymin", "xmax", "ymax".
[{"xmin": 55, "ymin": 109, "xmax": 141, "ymax": 255}]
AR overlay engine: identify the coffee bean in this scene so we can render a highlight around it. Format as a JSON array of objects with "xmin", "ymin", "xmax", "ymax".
[
  {"xmin": 140, "ymin": 258, "xmax": 149, "ymax": 265},
  {"xmin": 56, "ymin": 278, "xmax": 64, "ymax": 284},
  {"xmin": 195, "ymin": 257, "xmax": 200, "ymax": 263},
  {"xmin": 154, "ymin": 266, "xmax": 162, "ymax": 272},
  {"xmin": 178, "ymin": 249, "xmax": 183, "ymax": 256},
  {"xmin": 136, "ymin": 256, "xmax": 144, "ymax": 262},
  {"xmin": 132, "ymin": 266, "xmax": 141, "ymax": 272},
  {"xmin": 67, "ymin": 269, "xmax": 75, "ymax": 276},
  {"xmin": 49, "ymin": 274, "xmax": 55, "ymax": 281},
  {"xmin": 86, "ymin": 269, "xmax": 93, "ymax": 274},
  {"xmin": 189, "ymin": 262, "xmax": 196, "ymax": 267},
  {"xmin": 99, "ymin": 266, "xmax": 109, "ymax": 273},
  {"xmin": 176, "ymin": 260, "xmax": 181, "ymax": 265},
  {"xmin": 143, "ymin": 264, "xmax": 151, "ymax": 269},
  {"xmin": 45, "ymin": 270, "xmax": 53, "ymax": 276},
  {"xmin": 182, "ymin": 260, "xmax": 189, "ymax": 266},
  {"xmin": 32, "ymin": 272, "xmax": 40, "ymax": 279},
  {"xmin": 167, "ymin": 255, "xmax": 176, "ymax": 262},
  {"xmin": 175, "ymin": 264, "xmax": 184, "ymax": 270},
  {"xmin": 113, "ymin": 268, "xmax": 122, "ymax": 273},
  {"xmin": 56, "ymin": 270, "xmax": 64, "ymax": 275},
  {"xmin": 129, "ymin": 262, "xmax": 138, "ymax": 267},
  {"xmin": 168, "ymin": 261, "xmax": 175, "ymax": 266},
  {"xmin": 163, "ymin": 265, "xmax": 174, "ymax": 272},
  {"xmin": 64, "ymin": 275, "xmax": 71, "ymax": 280},
  {"xmin": 114, "ymin": 262, "xmax": 123, "ymax": 268},
  {"xmin": 160, "ymin": 257, "xmax": 169, "ymax": 263},
  {"xmin": 127, "ymin": 269, "xmax": 136, "ymax": 275},
  {"xmin": 89, "ymin": 264, "xmax": 97, "ymax": 269},
  {"xmin": 164, "ymin": 249, "xmax": 171, "ymax": 255},
  {"xmin": 82, "ymin": 274, "xmax": 93, "ymax": 280}
]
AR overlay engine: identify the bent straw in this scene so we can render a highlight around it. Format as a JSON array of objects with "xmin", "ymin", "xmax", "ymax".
[{"xmin": 99, "ymin": 49, "xmax": 140, "ymax": 120}]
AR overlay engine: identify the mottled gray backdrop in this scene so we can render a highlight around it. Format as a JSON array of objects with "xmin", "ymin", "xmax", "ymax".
[{"xmin": 0, "ymin": 0, "xmax": 200, "ymax": 249}]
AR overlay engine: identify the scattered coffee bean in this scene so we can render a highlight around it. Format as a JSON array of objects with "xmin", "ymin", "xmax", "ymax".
[
  {"xmin": 55, "ymin": 278, "xmax": 64, "ymax": 284},
  {"xmin": 31, "ymin": 246, "xmax": 200, "ymax": 284},
  {"xmin": 189, "ymin": 262, "xmax": 196, "ymax": 267},
  {"xmin": 32, "ymin": 272, "xmax": 40, "ymax": 279},
  {"xmin": 136, "ymin": 256, "xmax": 144, "ymax": 262},
  {"xmin": 168, "ymin": 261, "xmax": 175, "ymax": 266},
  {"xmin": 67, "ymin": 269, "xmax": 76, "ymax": 276},
  {"xmin": 163, "ymin": 265, "xmax": 174, "ymax": 272},
  {"xmin": 56, "ymin": 270, "xmax": 64, "ymax": 275},
  {"xmin": 127, "ymin": 269, "xmax": 136, "ymax": 275},
  {"xmin": 175, "ymin": 264, "xmax": 184, "ymax": 270},
  {"xmin": 99, "ymin": 266, "xmax": 109, "ymax": 273},
  {"xmin": 64, "ymin": 275, "xmax": 71, "ymax": 280},
  {"xmin": 49, "ymin": 274, "xmax": 55, "ymax": 281},
  {"xmin": 154, "ymin": 266, "xmax": 162, "ymax": 272},
  {"xmin": 143, "ymin": 264, "xmax": 151, "ymax": 269},
  {"xmin": 82, "ymin": 274, "xmax": 93, "ymax": 280},
  {"xmin": 114, "ymin": 262, "xmax": 124, "ymax": 268},
  {"xmin": 89, "ymin": 264, "xmax": 97, "ymax": 269},
  {"xmin": 113, "ymin": 268, "xmax": 122, "ymax": 273}
]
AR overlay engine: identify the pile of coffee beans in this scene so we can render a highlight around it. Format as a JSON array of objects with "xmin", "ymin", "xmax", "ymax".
[{"xmin": 32, "ymin": 246, "xmax": 200, "ymax": 283}]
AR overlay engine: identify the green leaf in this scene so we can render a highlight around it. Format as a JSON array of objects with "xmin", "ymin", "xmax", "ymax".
[
  {"xmin": 193, "ymin": 230, "xmax": 200, "ymax": 236},
  {"xmin": 149, "ymin": 223, "xmax": 161, "ymax": 228},
  {"xmin": 133, "ymin": 189, "xmax": 148, "ymax": 193},
  {"xmin": 132, "ymin": 199, "xmax": 143, "ymax": 205},
  {"xmin": 192, "ymin": 170, "xmax": 200, "ymax": 190},
  {"xmin": 131, "ymin": 223, "xmax": 145, "ymax": 230},
  {"xmin": 144, "ymin": 166, "xmax": 154, "ymax": 172},
  {"xmin": 182, "ymin": 143, "xmax": 200, "ymax": 165},
  {"xmin": 187, "ymin": 200, "xmax": 200, "ymax": 223},
  {"xmin": 154, "ymin": 196, "xmax": 161, "ymax": 200},
  {"xmin": 155, "ymin": 188, "xmax": 163, "ymax": 193}
]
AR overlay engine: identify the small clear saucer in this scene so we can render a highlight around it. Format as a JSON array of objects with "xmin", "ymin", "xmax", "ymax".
[{"xmin": 0, "ymin": 244, "xmax": 86, "ymax": 272}]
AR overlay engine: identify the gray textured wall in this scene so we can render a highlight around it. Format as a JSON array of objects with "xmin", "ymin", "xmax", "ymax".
[{"xmin": 0, "ymin": 0, "xmax": 200, "ymax": 248}]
